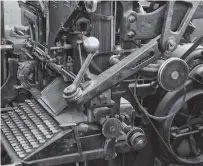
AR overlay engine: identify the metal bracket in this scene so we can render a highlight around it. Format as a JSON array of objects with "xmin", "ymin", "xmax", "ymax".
[
  {"xmin": 160, "ymin": 1, "xmax": 200, "ymax": 51},
  {"xmin": 72, "ymin": 125, "xmax": 83, "ymax": 158},
  {"xmin": 104, "ymin": 139, "xmax": 116, "ymax": 160},
  {"xmin": 119, "ymin": 1, "xmax": 203, "ymax": 41}
]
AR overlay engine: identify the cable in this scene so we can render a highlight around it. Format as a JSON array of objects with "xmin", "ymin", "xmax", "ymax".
[{"xmin": 132, "ymin": 75, "xmax": 186, "ymax": 121}]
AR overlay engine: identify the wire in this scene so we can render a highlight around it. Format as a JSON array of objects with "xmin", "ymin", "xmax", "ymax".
[{"xmin": 132, "ymin": 75, "xmax": 187, "ymax": 121}]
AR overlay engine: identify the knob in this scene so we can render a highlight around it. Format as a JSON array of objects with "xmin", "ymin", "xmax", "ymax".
[{"xmin": 83, "ymin": 36, "xmax": 100, "ymax": 53}]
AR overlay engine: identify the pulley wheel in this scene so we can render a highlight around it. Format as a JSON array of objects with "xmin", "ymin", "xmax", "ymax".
[
  {"xmin": 126, "ymin": 127, "xmax": 147, "ymax": 150},
  {"xmin": 158, "ymin": 58, "xmax": 189, "ymax": 91},
  {"xmin": 154, "ymin": 84, "xmax": 203, "ymax": 165},
  {"xmin": 102, "ymin": 118, "xmax": 121, "ymax": 139}
]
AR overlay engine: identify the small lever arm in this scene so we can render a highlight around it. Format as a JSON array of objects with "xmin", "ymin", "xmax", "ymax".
[{"xmin": 63, "ymin": 37, "xmax": 100, "ymax": 102}]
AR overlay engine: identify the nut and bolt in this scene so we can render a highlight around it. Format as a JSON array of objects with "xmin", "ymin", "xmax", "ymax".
[
  {"xmin": 99, "ymin": 93, "xmax": 107, "ymax": 100},
  {"xmin": 171, "ymin": 71, "xmax": 179, "ymax": 80},
  {"xmin": 110, "ymin": 126, "xmax": 116, "ymax": 132},
  {"xmin": 166, "ymin": 37, "xmax": 176, "ymax": 51},
  {"xmin": 127, "ymin": 30, "xmax": 136, "ymax": 39},
  {"xmin": 128, "ymin": 14, "xmax": 136, "ymax": 23}
]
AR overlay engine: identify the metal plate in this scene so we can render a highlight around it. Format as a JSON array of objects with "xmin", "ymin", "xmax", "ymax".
[
  {"xmin": 55, "ymin": 108, "xmax": 87, "ymax": 126},
  {"xmin": 40, "ymin": 77, "xmax": 68, "ymax": 115}
]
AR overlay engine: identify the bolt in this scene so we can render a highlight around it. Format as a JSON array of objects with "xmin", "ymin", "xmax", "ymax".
[
  {"xmin": 110, "ymin": 126, "xmax": 116, "ymax": 132},
  {"xmin": 128, "ymin": 14, "xmax": 136, "ymax": 23},
  {"xmin": 170, "ymin": 126, "xmax": 179, "ymax": 134},
  {"xmin": 62, "ymin": 35, "xmax": 67, "ymax": 42},
  {"xmin": 99, "ymin": 93, "xmax": 107, "ymax": 100},
  {"xmin": 63, "ymin": 84, "xmax": 77, "ymax": 96},
  {"xmin": 131, "ymin": 135, "xmax": 146, "ymax": 150},
  {"xmin": 166, "ymin": 37, "xmax": 176, "ymax": 51},
  {"xmin": 171, "ymin": 71, "xmax": 179, "ymax": 80},
  {"xmin": 127, "ymin": 30, "xmax": 136, "ymax": 38},
  {"xmin": 137, "ymin": 139, "xmax": 144, "ymax": 146}
]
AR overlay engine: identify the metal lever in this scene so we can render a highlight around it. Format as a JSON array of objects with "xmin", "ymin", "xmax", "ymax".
[
  {"xmin": 68, "ymin": 36, "xmax": 160, "ymax": 106},
  {"xmin": 73, "ymin": 52, "xmax": 97, "ymax": 88},
  {"xmin": 160, "ymin": 1, "xmax": 200, "ymax": 52},
  {"xmin": 63, "ymin": 37, "xmax": 100, "ymax": 102}
]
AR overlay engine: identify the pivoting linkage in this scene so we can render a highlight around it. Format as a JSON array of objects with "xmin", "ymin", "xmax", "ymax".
[{"xmin": 63, "ymin": 37, "xmax": 100, "ymax": 102}]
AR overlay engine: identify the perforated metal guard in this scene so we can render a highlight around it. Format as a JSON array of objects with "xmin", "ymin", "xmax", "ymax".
[{"xmin": 1, "ymin": 99, "xmax": 61, "ymax": 159}]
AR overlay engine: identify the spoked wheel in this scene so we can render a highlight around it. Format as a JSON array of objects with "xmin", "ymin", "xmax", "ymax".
[{"xmin": 155, "ymin": 81, "xmax": 203, "ymax": 165}]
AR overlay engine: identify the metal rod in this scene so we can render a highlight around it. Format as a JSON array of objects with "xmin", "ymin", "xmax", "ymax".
[
  {"xmin": 77, "ymin": 41, "xmax": 83, "ymax": 67},
  {"xmin": 73, "ymin": 52, "xmax": 97, "ymax": 87},
  {"xmin": 48, "ymin": 62, "xmax": 76, "ymax": 80},
  {"xmin": 50, "ymin": 45, "xmax": 72, "ymax": 51},
  {"xmin": 174, "ymin": 130, "xmax": 199, "ymax": 138},
  {"xmin": 23, "ymin": 149, "xmax": 104, "ymax": 166},
  {"xmin": 0, "ymin": 45, "xmax": 13, "ymax": 51},
  {"xmin": 32, "ymin": 51, "xmax": 76, "ymax": 80},
  {"xmin": 181, "ymin": 34, "xmax": 203, "ymax": 60},
  {"xmin": 1, "ymin": 1, "xmax": 5, "ymax": 38},
  {"xmin": 172, "ymin": 126, "xmax": 203, "ymax": 138},
  {"xmin": 74, "ymin": 37, "xmax": 160, "ymax": 106}
]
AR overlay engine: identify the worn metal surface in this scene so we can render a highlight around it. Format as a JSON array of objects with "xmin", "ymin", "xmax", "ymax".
[
  {"xmin": 160, "ymin": 1, "xmax": 200, "ymax": 51},
  {"xmin": 48, "ymin": 1, "xmax": 79, "ymax": 47},
  {"xmin": 155, "ymin": 86, "xmax": 203, "ymax": 165},
  {"xmin": 66, "ymin": 36, "xmax": 160, "ymax": 106},
  {"xmin": 119, "ymin": 1, "xmax": 203, "ymax": 41},
  {"xmin": 40, "ymin": 77, "xmax": 69, "ymax": 115},
  {"xmin": 1, "ymin": 1, "xmax": 203, "ymax": 166}
]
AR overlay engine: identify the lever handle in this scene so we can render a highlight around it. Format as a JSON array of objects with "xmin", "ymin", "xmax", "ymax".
[{"xmin": 63, "ymin": 37, "xmax": 99, "ymax": 102}]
